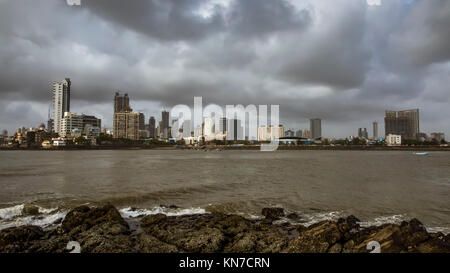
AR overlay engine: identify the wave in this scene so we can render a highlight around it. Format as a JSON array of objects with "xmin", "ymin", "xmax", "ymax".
[
  {"xmin": 0, "ymin": 204, "xmax": 66, "ymax": 231},
  {"xmin": 119, "ymin": 206, "xmax": 207, "ymax": 218},
  {"xmin": 0, "ymin": 204, "xmax": 448, "ymax": 235}
]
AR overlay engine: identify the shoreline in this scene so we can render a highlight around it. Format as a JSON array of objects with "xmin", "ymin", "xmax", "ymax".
[
  {"xmin": 1, "ymin": 145, "xmax": 450, "ymax": 151},
  {"xmin": 0, "ymin": 205, "xmax": 449, "ymax": 253}
]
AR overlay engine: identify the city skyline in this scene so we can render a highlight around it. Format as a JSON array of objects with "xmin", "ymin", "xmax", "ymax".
[
  {"xmin": 0, "ymin": 1, "xmax": 449, "ymax": 137},
  {"xmin": 2, "ymin": 80, "xmax": 448, "ymax": 142}
]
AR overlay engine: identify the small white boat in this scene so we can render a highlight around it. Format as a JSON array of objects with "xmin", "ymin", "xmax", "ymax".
[{"xmin": 414, "ymin": 152, "xmax": 429, "ymax": 156}]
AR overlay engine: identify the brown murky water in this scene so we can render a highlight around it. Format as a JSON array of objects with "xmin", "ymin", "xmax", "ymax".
[{"xmin": 0, "ymin": 150, "xmax": 449, "ymax": 232}]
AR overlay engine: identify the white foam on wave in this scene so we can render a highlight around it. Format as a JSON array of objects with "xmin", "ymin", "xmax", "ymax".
[
  {"xmin": 358, "ymin": 214, "xmax": 408, "ymax": 228},
  {"xmin": 426, "ymin": 226, "xmax": 450, "ymax": 235},
  {"xmin": 292, "ymin": 211, "xmax": 344, "ymax": 226},
  {"xmin": 0, "ymin": 204, "xmax": 67, "ymax": 231},
  {"xmin": 119, "ymin": 206, "xmax": 207, "ymax": 218},
  {"xmin": 0, "ymin": 212, "xmax": 67, "ymax": 231},
  {"xmin": 0, "ymin": 204, "xmax": 25, "ymax": 220}
]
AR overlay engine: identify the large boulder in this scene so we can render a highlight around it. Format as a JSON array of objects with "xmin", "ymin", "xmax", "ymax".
[
  {"xmin": 140, "ymin": 213, "xmax": 226, "ymax": 253},
  {"xmin": 59, "ymin": 205, "xmax": 133, "ymax": 253},
  {"xmin": 61, "ymin": 204, "xmax": 129, "ymax": 235},
  {"xmin": 22, "ymin": 204, "xmax": 40, "ymax": 216}
]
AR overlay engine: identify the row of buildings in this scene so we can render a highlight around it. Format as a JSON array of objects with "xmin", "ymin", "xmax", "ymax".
[
  {"xmin": 112, "ymin": 92, "xmax": 325, "ymax": 143},
  {"xmin": 1, "ymin": 79, "xmax": 446, "ymax": 147},
  {"xmin": 355, "ymin": 109, "xmax": 445, "ymax": 145}
]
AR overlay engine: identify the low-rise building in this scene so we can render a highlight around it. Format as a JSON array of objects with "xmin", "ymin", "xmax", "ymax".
[
  {"xmin": 60, "ymin": 112, "xmax": 83, "ymax": 138},
  {"xmin": 386, "ymin": 134, "xmax": 402, "ymax": 146},
  {"xmin": 257, "ymin": 125, "xmax": 285, "ymax": 141},
  {"xmin": 431, "ymin": 132, "xmax": 445, "ymax": 142},
  {"xmin": 52, "ymin": 138, "xmax": 66, "ymax": 147}
]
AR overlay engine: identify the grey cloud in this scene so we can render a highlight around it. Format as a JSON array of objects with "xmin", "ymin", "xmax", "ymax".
[
  {"xmin": 390, "ymin": 0, "xmax": 450, "ymax": 67},
  {"xmin": 226, "ymin": 0, "xmax": 311, "ymax": 38},
  {"xmin": 84, "ymin": 0, "xmax": 225, "ymax": 41},
  {"xmin": 0, "ymin": 0, "xmax": 449, "ymax": 138}
]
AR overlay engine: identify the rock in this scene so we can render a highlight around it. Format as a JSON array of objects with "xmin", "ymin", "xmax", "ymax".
[
  {"xmin": 286, "ymin": 213, "xmax": 302, "ymax": 221},
  {"xmin": 137, "ymin": 233, "xmax": 179, "ymax": 253},
  {"xmin": 1, "ymin": 205, "xmax": 449, "ymax": 253},
  {"xmin": 398, "ymin": 219, "xmax": 429, "ymax": 247},
  {"xmin": 285, "ymin": 221, "xmax": 342, "ymax": 253},
  {"xmin": 141, "ymin": 213, "xmax": 167, "ymax": 227},
  {"xmin": 349, "ymin": 219, "xmax": 432, "ymax": 253},
  {"xmin": 58, "ymin": 205, "xmax": 132, "ymax": 253},
  {"xmin": 0, "ymin": 226, "xmax": 45, "ymax": 252},
  {"xmin": 328, "ymin": 243, "xmax": 342, "ymax": 253},
  {"xmin": 261, "ymin": 208, "xmax": 285, "ymax": 221},
  {"xmin": 22, "ymin": 204, "xmax": 40, "ymax": 216},
  {"xmin": 179, "ymin": 227, "xmax": 225, "ymax": 253},
  {"xmin": 61, "ymin": 204, "xmax": 129, "ymax": 234}
]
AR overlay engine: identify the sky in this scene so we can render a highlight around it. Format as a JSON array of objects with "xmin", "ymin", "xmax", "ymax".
[{"xmin": 0, "ymin": 0, "xmax": 449, "ymax": 138}]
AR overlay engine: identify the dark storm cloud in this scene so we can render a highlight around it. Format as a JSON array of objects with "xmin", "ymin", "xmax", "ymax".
[
  {"xmin": 226, "ymin": 0, "xmax": 311, "ymax": 38},
  {"xmin": 0, "ymin": 0, "xmax": 449, "ymax": 137},
  {"xmin": 84, "ymin": 0, "xmax": 225, "ymax": 41}
]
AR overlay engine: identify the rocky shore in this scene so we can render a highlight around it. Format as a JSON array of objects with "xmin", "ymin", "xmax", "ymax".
[{"xmin": 0, "ymin": 205, "xmax": 449, "ymax": 253}]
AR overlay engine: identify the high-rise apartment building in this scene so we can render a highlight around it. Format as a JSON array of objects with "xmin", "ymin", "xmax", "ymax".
[
  {"xmin": 385, "ymin": 109, "xmax": 419, "ymax": 140},
  {"xmin": 114, "ymin": 92, "xmax": 132, "ymax": 113},
  {"xmin": 113, "ymin": 112, "xmax": 140, "ymax": 140},
  {"xmin": 310, "ymin": 118, "xmax": 322, "ymax": 140},
  {"xmin": 52, "ymin": 78, "xmax": 71, "ymax": 134},
  {"xmin": 113, "ymin": 93, "xmax": 139, "ymax": 140}
]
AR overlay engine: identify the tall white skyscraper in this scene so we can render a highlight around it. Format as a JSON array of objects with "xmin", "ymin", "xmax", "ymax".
[{"xmin": 52, "ymin": 78, "xmax": 71, "ymax": 134}]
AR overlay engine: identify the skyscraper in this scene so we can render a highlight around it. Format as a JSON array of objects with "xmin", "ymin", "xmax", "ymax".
[
  {"xmin": 149, "ymin": 116, "xmax": 156, "ymax": 138},
  {"xmin": 161, "ymin": 111, "xmax": 169, "ymax": 129},
  {"xmin": 227, "ymin": 119, "xmax": 244, "ymax": 141},
  {"xmin": 358, "ymin": 128, "xmax": 368, "ymax": 139},
  {"xmin": 114, "ymin": 92, "xmax": 131, "ymax": 113},
  {"xmin": 218, "ymin": 117, "xmax": 227, "ymax": 134},
  {"xmin": 113, "ymin": 93, "xmax": 139, "ymax": 140},
  {"xmin": 52, "ymin": 78, "xmax": 71, "ymax": 134},
  {"xmin": 139, "ymin": 113, "xmax": 145, "ymax": 131},
  {"xmin": 373, "ymin": 121, "xmax": 378, "ymax": 140},
  {"xmin": 384, "ymin": 109, "xmax": 419, "ymax": 140},
  {"xmin": 159, "ymin": 110, "xmax": 170, "ymax": 139},
  {"xmin": 310, "ymin": 118, "xmax": 322, "ymax": 140}
]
